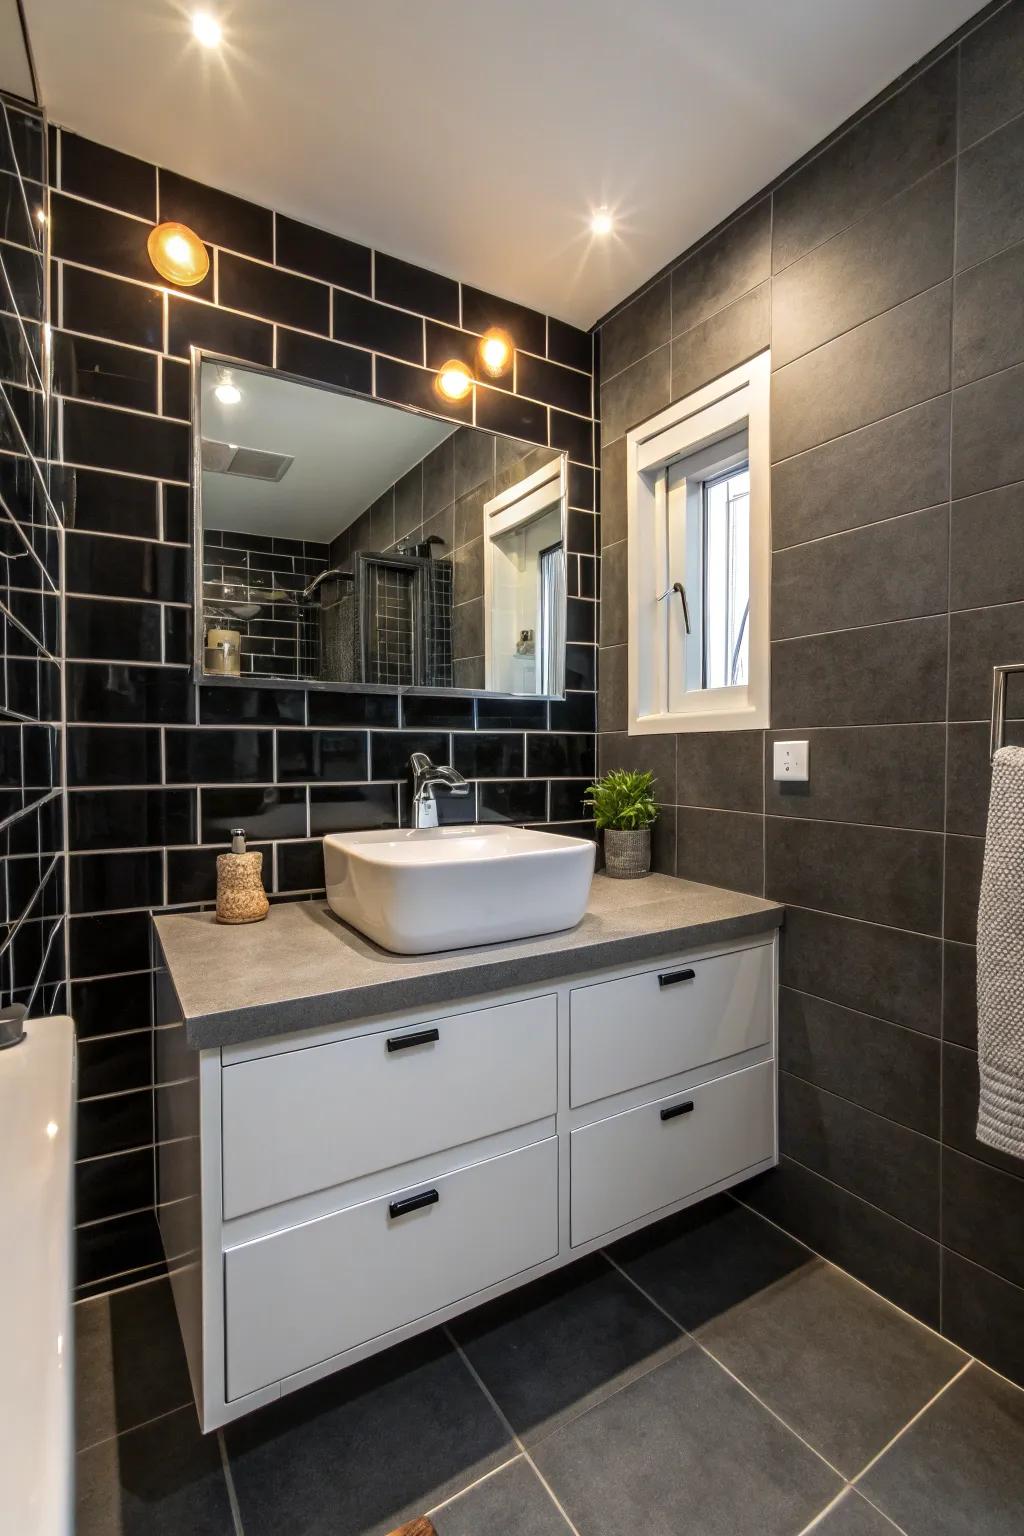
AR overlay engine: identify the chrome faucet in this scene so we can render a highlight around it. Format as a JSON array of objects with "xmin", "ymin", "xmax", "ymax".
[{"xmin": 410, "ymin": 752, "xmax": 469, "ymax": 829}]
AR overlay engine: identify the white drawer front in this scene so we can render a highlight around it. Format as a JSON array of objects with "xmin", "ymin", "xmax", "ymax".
[
  {"xmin": 569, "ymin": 942, "xmax": 773, "ymax": 1107},
  {"xmin": 225, "ymin": 1136, "xmax": 558, "ymax": 1398},
  {"xmin": 221, "ymin": 994, "xmax": 557, "ymax": 1218},
  {"xmin": 570, "ymin": 1060, "xmax": 775, "ymax": 1245}
]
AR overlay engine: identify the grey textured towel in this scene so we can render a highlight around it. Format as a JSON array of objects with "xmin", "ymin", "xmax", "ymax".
[{"xmin": 977, "ymin": 744, "xmax": 1024, "ymax": 1159}]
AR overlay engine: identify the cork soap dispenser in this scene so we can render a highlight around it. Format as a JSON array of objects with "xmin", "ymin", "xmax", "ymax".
[{"xmin": 216, "ymin": 828, "xmax": 269, "ymax": 925}]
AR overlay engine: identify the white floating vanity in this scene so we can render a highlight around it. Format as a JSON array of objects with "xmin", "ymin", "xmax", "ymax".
[{"xmin": 153, "ymin": 873, "xmax": 782, "ymax": 1430}]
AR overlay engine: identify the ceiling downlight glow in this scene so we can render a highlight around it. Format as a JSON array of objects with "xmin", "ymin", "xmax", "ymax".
[
  {"xmin": 434, "ymin": 359, "xmax": 474, "ymax": 404},
  {"xmin": 147, "ymin": 221, "xmax": 210, "ymax": 286},
  {"xmin": 214, "ymin": 370, "xmax": 242, "ymax": 405},
  {"xmin": 590, "ymin": 206, "xmax": 614, "ymax": 236},
  {"xmin": 478, "ymin": 327, "xmax": 514, "ymax": 378},
  {"xmin": 191, "ymin": 10, "xmax": 223, "ymax": 47}
]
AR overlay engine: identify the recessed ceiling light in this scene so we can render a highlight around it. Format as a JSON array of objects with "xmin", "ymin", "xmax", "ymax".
[
  {"xmin": 192, "ymin": 10, "xmax": 222, "ymax": 47},
  {"xmin": 590, "ymin": 207, "xmax": 614, "ymax": 237},
  {"xmin": 215, "ymin": 370, "xmax": 242, "ymax": 406}
]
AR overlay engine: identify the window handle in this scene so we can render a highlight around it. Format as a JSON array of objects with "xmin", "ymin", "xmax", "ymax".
[{"xmin": 658, "ymin": 581, "xmax": 691, "ymax": 634}]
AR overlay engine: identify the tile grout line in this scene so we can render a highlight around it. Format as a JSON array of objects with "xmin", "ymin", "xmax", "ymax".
[
  {"xmin": 217, "ymin": 1427, "xmax": 246, "ymax": 1536},
  {"xmin": 76, "ymin": 1398, "xmax": 193, "ymax": 1457},
  {"xmin": 601, "ymin": 1251, "xmax": 848, "ymax": 1481},
  {"xmin": 442, "ymin": 1325, "xmax": 582, "ymax": 1536},
  {"xmin": 846, "ymin": 1358, "xmax": 973, "ymax": 1490},
  {"xmin": 421, "ymin": 1452, "xmax": 525, "ymax": 1520}
]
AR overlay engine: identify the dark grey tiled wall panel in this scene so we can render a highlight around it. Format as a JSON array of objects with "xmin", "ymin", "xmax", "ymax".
[
  {"xmin": 596, "ymin": 0, "xmax": 1024, "ymax": 1385},
  {"xmin": 52, "ymin": 126, "xmax": 596, "ymax": 1296},
  {"xmin": 0, "ymin": 94, "xmax": 64, "ymax": 1021}
]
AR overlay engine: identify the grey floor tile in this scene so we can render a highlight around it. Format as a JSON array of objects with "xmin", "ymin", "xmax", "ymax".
[
  {"xmin": 532, "ymin": 1346, "xmax": 841, "ymax": 1536},
  {"xmin": 224, "ymin": 1329, "xmax": 514, "ymax": 1536},
  {"xmin": 812, "ymin": 1489, "xmax": 905, "ymax": 1534},
  {"xmin": 75, "ymin": 1276, "xmax": 193, "ymax": 1451},
  {"xmin": 860, "ymin": 1362, "xmax": 1024, "ymax": 1536},
  {"xmin": 76, "ymin": 1404, "xmax": 233, "ymax": 1536},
  {"xmin": 694, "ymin": 1254, "xmax": 966, "ymax": 1477},
  {"xmin": 449, "ymin": 1252, "xmax": 686, "ymax": 1447},
  {"xmin": 610, "ymin": 1192, "xmax": 813, "ymax": 1328},
  {"xmin": 430, "ymin": 1457, "xmax": 571, "ymax": 1535}
]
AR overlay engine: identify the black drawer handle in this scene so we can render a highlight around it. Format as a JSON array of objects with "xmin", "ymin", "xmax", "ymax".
[
  {"xmin": 659, "ymin": 968, "xmax": 696, "ymax": 988},
  {"xmin": 660, "ymin": 1101, "xmax": 695, "ymax": 1122},
  {"xmin": 389, "ymin": 1188, "xmax": 439, "ymax": 1219},
  {"xmin": 386, "ymin": 1027, "xmax": 440, "ymax": 1052}
]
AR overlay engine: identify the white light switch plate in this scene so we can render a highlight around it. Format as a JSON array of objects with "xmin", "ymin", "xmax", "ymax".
[{"xmin": 773, "ymin": 740, "xmax": 809, "ymax": 782}]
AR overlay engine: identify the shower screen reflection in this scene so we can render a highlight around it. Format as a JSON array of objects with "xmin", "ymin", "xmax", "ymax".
[{"xmin": 195, "ymin": 359, "xmax": 568, "ymax": 696}]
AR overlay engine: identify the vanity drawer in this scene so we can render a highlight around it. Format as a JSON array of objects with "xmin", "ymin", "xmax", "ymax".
[
  {"xmin": 570, "ymin": 1060, "xmax": 775, "ymax": 1245},
  {"xmin": 569, "ymin": 942, "xmax": 773, "ymax": 1107},
  {"xmin": 221, "ymin": 994, "xmax": 556, "ymax": 1218},
  {"xmin": 224, "ymin": 1136, "xmax": 558, "ymax": 1398}
]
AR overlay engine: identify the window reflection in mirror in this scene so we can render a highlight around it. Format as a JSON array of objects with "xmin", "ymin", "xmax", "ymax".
[{"xmin": 195, "ymin": 358, "xmax": 567, "ymax": 696}]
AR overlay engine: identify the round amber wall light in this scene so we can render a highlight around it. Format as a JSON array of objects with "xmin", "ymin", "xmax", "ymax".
[
  {"xmin": 478, "ymin": 327, "xmax": 514, "ymax": 378},
  {"xmin": 147, "ymin": 221, "xmax": 210, "ymax": 287},
  {"xmin": 434, "ymin": 359, "xmax": 474, "ymax": 403}
]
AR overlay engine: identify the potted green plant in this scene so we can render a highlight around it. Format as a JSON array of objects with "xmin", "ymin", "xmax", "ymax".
[{"xmin": 583, "ymin": 770, "xmax": 659, "ymax": 878}]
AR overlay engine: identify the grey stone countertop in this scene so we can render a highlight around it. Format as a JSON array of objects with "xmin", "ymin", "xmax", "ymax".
[{"xmin": 154, "ymin": 872, "xmax": 784, "ymax": 1049}]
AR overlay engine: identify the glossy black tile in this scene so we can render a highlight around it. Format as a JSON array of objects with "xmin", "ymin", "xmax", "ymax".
[
  {"xmin": 305, "ymin": 689, "xmax": 399, "ymax": 728},
  {"xmin": 53, "ymin": 192, "xmax": 208, "ymax": 294},
  {"xmin": 67, "ymin": 725, "xmax": 162, "ymax": 787},
  {"xmin": 68, "ymin": 787, "xmax": 197, "ymax": 852},
  {"xmin": 516, "ymin": 351, "xmax": 591, "ymax": 416},
  {"xmin": 166, "ymin": 842, "xmax": 269, "ymax": 904},
  {"xmin": 59, "ymin": 131, "xmax": 156, "ymax": 220},
  {"xmin": 60, "ymin": 466, "xmax": 159, "ymax": 539},
  {"xmin": 565, "ymin": 644, "xmax": 596, "ymax": 691},
  {"xmin": 275, "ymin": 729, "xmax": 367, "ymax": 782},
  {"xmin": 400, "ymin": 695, "xmax": 473, "ymax": 729},
  {"xmin": 75, "ymin": 1209, "xmax": 164, "ymax": 1291},
  {"xmin": 219, "ymin": 250, "xmax": 329, "ymax": 333},
  {"xmin": 162, "ymin": 484, "xmax": 190, "ymax": 543},
  {"xmin": 61, "ymin": 264, "xmax": 165, "ymax": 350},
  {"xmin": 197, "ymin": 683, "xmax": 303, "ymax": 726},
  {"xmin": 200, "ymin": 785, "xmax": 305, "ymax": 843},
  {"xmin": 66, "ymin": 531, "xmax": 187, "ymax": 602},
  {"xmin": 73, "ymin": 972, "xmax": 153, "ymax": 1041},
  {"xmin": 547, "ymin": 316, "xmax": 591, "ymax": 373},
  {"xmin": 424, "ymin": 319, "xmax": 492, "ymax": 376},
  {"xmin": 477, "ymin": 779, "xmax": 547, "ymax": 823},
  {"xmin": 70, "ymin": 911, "xmax": 152, "ymax": 982},
  {"xmin": 452, "ymin": 731, "xmax": 524, "ymax": 778},
  {"xmin": 371, "ymin": 730, "xmax": 448, "ymax": 780},
  {"xmin": 164, "ymin": 728, "xmax": 273, "ymax": 784},
  {"xmin": 67, "ymin": 662, "xmax": 192, "ymax": 724},
  {"xmin": 375, "ymin": 356, "xmax": 472, "ymax": 424},
  {"xmin": 275, "ymin": 214, "xmax": 370, "ymax": 292},
  {"xmin": 167, "ymin": 294, "xmax": 273, "ymax": 366},
  {"xmin": 475, "ymin": 697, "xmax": 546, "ymax": 729},
  {"xmin": 526, "ymin": 732, "xmax": 595, "ymax": 778},
  {"xmin": 309, "ymin": 782, "xmax": 399, "ymax": 834},
  {"xmin": 160, "ymin": 356, "xmax": 191, "ymax": 421},
  {"xmin": 549, "ymin": 690, "xmax": 596, "ymax": 732},
  {"xmin": 476, "ymin": 384, "xmax": 547, "ymax": 444},
  {"xmin": 332, "ymin": 289, "xmax": 423, "ymax": 362},
  {"xmin": 159, "ymin": 167, "xmax": 272, "ymax": 259},
  {"xmin": 375, "ymin": 252, "xmax": 459, "ymax": 324},
  {"xmin": 66, "ymin": 597, "xmax": 162, "ymax": 663},
  {"xmin": 549, "ymin": 408, "xmax": 592, "ymax": 464},
  {"xmin": 64, "ymin": 400, "xmax": 189, "ymax": 482},
  {"xmin": 275, "ymin": 327, "xmax": 372, "ymax": 395},
  {"xmin": 548, "ymin": 779, "xmax": 590, "ymax": 822},
  {"xmin": 276, "ymin": 838, "xmax": 326, "ymax": 893},
  {"xmin": 70, "ymin": 849, "xmax": 164, "ymax": 914},
  {"xmin": 461, "ymin": 286, "xmax": 546, "ymax": 354}
]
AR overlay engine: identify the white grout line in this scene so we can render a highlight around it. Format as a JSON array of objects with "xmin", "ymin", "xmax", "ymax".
[
  {"xmin": 847, "ymin": 1358, "xmax": 972, "ymax": 1488},
  {"xmin": 76, "ymin": 1399, "xmax": 193, "ymax": 1458},
  {"xmin": 422, "ymin": 1452, "xmax": 524, "ymax": 1519},
  {"xmin": 217, "ymin": 1427, "xmax": 247, "ymax": 1536}
]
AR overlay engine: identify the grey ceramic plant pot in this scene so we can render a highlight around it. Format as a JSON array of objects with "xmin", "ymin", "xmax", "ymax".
[{"xmin": 603, "ymin": 827, "xmax": 651, "ymax": 878}]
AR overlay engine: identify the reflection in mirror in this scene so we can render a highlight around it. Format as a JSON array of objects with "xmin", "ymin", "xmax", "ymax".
[{"xmin": 196, "ymin": 359, "xmax": 567, "ymax": 696}]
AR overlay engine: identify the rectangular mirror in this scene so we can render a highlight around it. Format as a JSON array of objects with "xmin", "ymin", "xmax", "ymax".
[{"xmin": 192, "ymin": 355, "xmax": 568, "ymax": 697}]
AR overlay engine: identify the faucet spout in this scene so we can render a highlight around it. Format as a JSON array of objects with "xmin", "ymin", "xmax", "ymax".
[{"xmin": 410, "ymin": 752, "xmax": 469, "ymax": 829}]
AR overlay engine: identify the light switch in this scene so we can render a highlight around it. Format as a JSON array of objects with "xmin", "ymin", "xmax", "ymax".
[{"xmin": 773, "ymin": 740, "xmax": 809, "ymax": 782}]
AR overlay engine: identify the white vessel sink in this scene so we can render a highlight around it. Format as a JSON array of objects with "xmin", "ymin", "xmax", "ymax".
[{"xmin": 323, "ymin": 824, "xmax": 596, "ymax": 954}]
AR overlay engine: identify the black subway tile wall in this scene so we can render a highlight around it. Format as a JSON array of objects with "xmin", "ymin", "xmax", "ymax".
[
  {"xmin": 48, "ymin": 123, "xmax": 595, "ymax": 1295},
  {"xmin": 597, "ymin": 1, "xmax": 1024, "ymax": 1382},
  {"xmin": 0, "ymin": 94, "xmax": 64, "ymax": 1024}
]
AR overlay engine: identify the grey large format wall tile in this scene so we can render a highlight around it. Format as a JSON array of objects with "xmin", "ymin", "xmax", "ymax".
[
  {"xmin": 600, "ymin": 437, "xmax": 626, "ymax": 546},
  {"xmin": 600, "ymin": 343, "xmax": 670, "ymax": 445},
  {"xmin": 771, "ymin": 396, "xmax": 950, "ymax": 548},
  {"xmin": 771, "ymin": 616, "xmax": 948, "ymax": 727},
  {"xmin": 599, "ymin": 730, "xmax": 676, "ymax": 797},
  {"xmin": 670, "ymin": 282, "xmax": 769, "ymax": 399},
  {"xmin": 781, "ymin": 907, "xmax": 941, "ymax": 1035},
  {"xmin": 780, "ymin": 1072, "xmax": 940, "ymax": 1236},
  {"xmin": 597, "ymin": 644, "xmax": 627, "ymax": 733},
  {"xmin": 601, "ymin": 275, "xmax": 670, "ymax": 382},
  {"xmin": 771, "ymin": 54, "xmax": 957, "ymax": 272},
  {"xmin": 955, "ymin": 110, "xmax": 1024, "ymax": 270},
  {"xmin": 675, "ymin": 807, "xmax": 764, "ymax": 896},
  {"xmin": 596, "ymin": 0, "xmax": 1024, "ymax": 1387},
  {"xmin": 949, "ymin": 482, "xmax": 1024, "ymax": 609},
  {"xmin": 766, "ymin": 817, "xmax": 943, "ymax": 933},
  {"xmin": 765, "ymin": 725, "xmax": 946, "ymax": 831},
  {"xmin": 671, "ymin": 199, "xmax": 771, "ymax": 336},
  {"xmin": 770, "ymin": 505, "xmax": 948, "ymax": 640},
  {"xmin": 598, "ymin": 540, "xmax": 627, "ymax": 646},
  {"xmin": 953, "ymin": 237, "xmax": 1024, "ymax": 385},
  {"xmin": 951, "ymin": 359, "xmax": 1024, "ymax": 498},
  {"xmin": 780, "ymin": 988, "xmax": 940, "ymax": 1135},
  {"xmin": 771, "ymin": 282, "xmax": 951, "ymax": 460},
  {"xmin": 772, "ymin": 163, "xmax": 955, "ymax": 369}
]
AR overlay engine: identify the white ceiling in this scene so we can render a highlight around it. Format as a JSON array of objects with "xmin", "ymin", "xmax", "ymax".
[
  {"xmin": 201, "ymin": 363, "xmax": 454, "ymax": 543},
  {"xmin": 27, "ymin": 0, "xmax": 985, "ymax": 327},
  {"xmin": 0, "ymin": 0, "xmax": 34, "ymax": 100}
]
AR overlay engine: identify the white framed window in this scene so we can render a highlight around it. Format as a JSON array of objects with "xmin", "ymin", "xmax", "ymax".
[
  {"xmin": 483, "ymin": 457, "xmax": 567, "ymax": 696},
  {"xmin": 626, "ymin": 350, "xmax": 770, "ymax": 734}
]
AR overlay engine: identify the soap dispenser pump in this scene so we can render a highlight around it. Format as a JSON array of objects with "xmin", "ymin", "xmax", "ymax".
[{"xmin": 215, "ymin": 826, "xmax": 269, "ymax": 925}]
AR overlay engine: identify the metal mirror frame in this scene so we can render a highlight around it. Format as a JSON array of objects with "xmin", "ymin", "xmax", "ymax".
[{"xmin": 189, "ymin": 347, "xmax": 570, "ymax": 701}]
